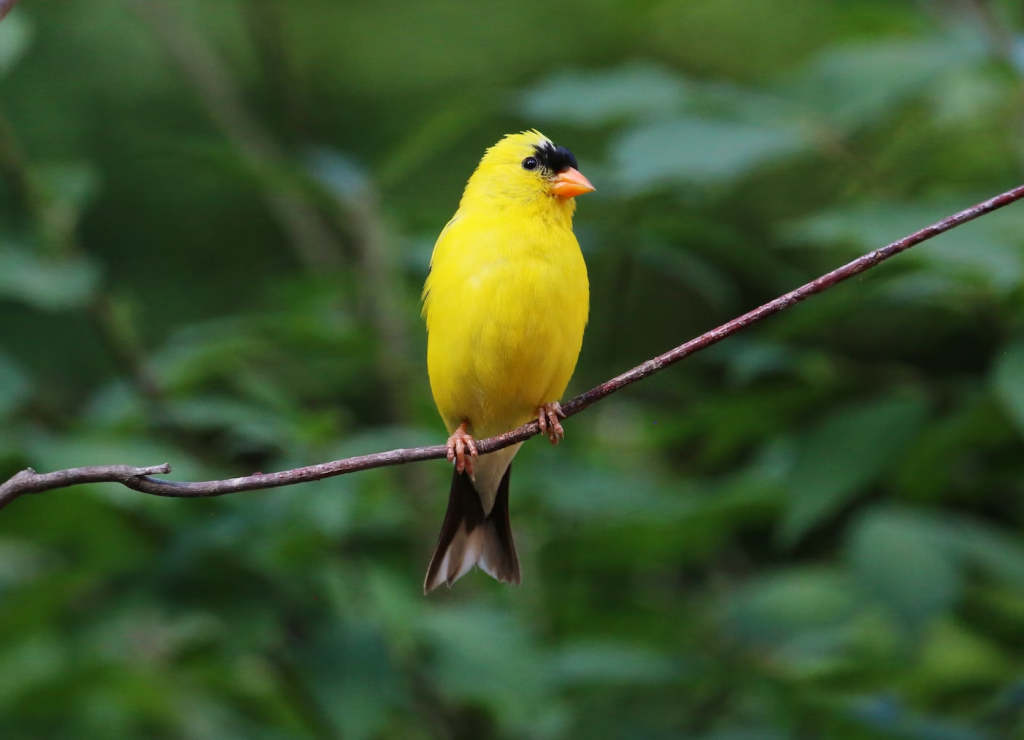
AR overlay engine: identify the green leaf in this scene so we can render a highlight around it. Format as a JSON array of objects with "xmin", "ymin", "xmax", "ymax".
[
  {"xmin": 848, "ymin": 507, "xmax": 961, "ymax": 630},
  {"xmin": 931, "ymin": 66, "xmax": 1006, "ymax": 126},
  {"xmin": 36, "ymin": 162, "xmax": 100, "ymax": 215},
  {"xmin": 852, "ymin": 696, "xmax": 991, "ymax": 740},
  {"xmin": 305, "ymin": 147, "xmax": 371, "ymax": 200},
  {"xmin": 549, "ymin": 642, "xmax": 680, "ymax": 686},
  {"xmin": 724, "ymin": 567, "xmax": 859, "ymax": 640},
  {"xmin": 520, "ymin": 63, "xmax": 689, "ymax": 125},
  {"xmin": 779, "ymin": 394, "xmax": 929, "ymax": 545},
  {"xmin": 420, "ymin": 605, "xmax": 559, "ymax": 729},
  {"xmin": 634, "ymin": 241, "xmax": 740, "ymax": 314},
  {"xmin": 0, "ymin": 636, "xmax": 67, "ymax": 710},
  {"xmin": 0, "ymin": 352, "xmax": 31, "ymax": 419},
  {"xmin": 916, "ymin": 620, "xmax": 1009, "ymax": 690},
  {"xmin": 522, "ymin": 458, "xmax": 693, "ymax": 523},
  {"xmin": 935, "ymin": 516, "xmax": 1024, "ymax": 589},
  {"xmin": 721, "ymin": 566, "xmax": 863, "ymax": 672},
  {"xmin": 612, "ymin": 117, "xmax": 806, "ymax": 192},
  {"xmin": 702, "ymin": 732, "xmax": 787, "ymax": 740},
  {"xmin": 301, "ymin": 621, "xmax": 403, "ymax": 740},
  {"xmin": 0, "ymin": 538, "xmax": 52, "ymax": 590},
  {"xmin": 786, "ymin": 202, "xmax": 948, "ymax": 250},
  {"xmin": 786, "ymin": 202, "xmax": 1024, "ymax": 295},
  {"xmin": 780, "ymin": 37, "xmax": 982, "ymax": 128},
  {"xmin": 705, "ymin": 338, "xmax": 800, "ymax": 386},
  {"xmin": 992, "ymin": 338, "xmax": 1024, "ymax": 438},
  {"xmin": 0, "ymin": 248, "xmax": 101, "ymax": 310},
  {"xmin": 0, "ymin": 9, "xmax": 33, "ymax": 76},
  {"xmin": 167, "ymin": 396, "xmax": 294, "ymax": 449}
]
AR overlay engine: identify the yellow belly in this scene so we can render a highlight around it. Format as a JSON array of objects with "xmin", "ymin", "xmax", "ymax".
[{"xmin": 424, "ymin": 213, "xmax": 589, "ymax": 438}]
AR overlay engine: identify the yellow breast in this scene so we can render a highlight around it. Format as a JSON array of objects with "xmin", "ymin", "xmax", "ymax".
[{"xmin": 424, "ymin": 204, "xmax": 589, "ymax": 438}]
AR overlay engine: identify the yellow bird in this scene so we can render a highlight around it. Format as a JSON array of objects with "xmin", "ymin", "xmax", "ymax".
[{"xmin": 422, "ymin": 130, "xmax": 594, "ymax": 593}]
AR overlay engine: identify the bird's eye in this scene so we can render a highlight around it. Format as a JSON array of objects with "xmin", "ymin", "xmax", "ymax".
[{"xmin": 521, "ymin": 156, "xmax": 539, "ymax": 171}]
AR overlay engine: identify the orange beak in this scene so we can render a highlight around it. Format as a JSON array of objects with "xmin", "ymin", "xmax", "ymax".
[{"xmin": 550, "ymin": 168, "xmax": 596, "ymax": 199}]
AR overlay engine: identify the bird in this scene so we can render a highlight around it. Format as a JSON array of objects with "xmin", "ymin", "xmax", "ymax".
[{"xmin": 421, "ymin": 130, "xmax": 594, "ymax": 593}]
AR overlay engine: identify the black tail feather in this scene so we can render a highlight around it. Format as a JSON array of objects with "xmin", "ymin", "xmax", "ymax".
[{"xmin": 423, "ymin": 464, "xmax": 520, "ymax": 593}]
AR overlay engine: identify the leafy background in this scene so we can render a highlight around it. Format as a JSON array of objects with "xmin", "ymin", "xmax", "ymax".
[{"xmin": 2, "ymin": 1, "xmax": 1024, "ymax": 738}]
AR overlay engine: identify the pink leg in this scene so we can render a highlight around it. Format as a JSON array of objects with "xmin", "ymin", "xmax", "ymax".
[
  {"xmin": 537, "ymin": 401, "xmax": 566, "ymax": 445},
  {"xmin": 446, "ymin": 421, "xmax": 479, "ymax": 478}
]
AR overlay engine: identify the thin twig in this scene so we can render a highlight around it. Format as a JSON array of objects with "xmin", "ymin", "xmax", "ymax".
[
  {"xmin": 3, "ymin": 182, "xmax": 1024, "ymax": 511},
  {"xmin": 0, "ymin": 465, "xmax": 172, "ymax": 503},
  {"xmin": 950, "ymin": 0, "xmax": 1024, "ymax": 167}
]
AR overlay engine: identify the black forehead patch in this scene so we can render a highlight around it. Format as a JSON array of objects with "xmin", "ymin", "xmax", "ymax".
[{"xmin": 533, "ymin": 141, "xmax": 578, "ymax": 173}]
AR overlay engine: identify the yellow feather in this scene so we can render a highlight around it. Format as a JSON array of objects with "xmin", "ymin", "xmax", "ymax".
[
  {"xmin": 421, "ymin": 130, "xmax": 591, "ymax": 591},
  {"xmin": 423, "ymin": 130, "xmax": 589, "ymax": 438}
]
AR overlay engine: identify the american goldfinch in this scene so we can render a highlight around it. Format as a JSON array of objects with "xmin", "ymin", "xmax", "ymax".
[{"xmin": 422, "ymin": 130, "xmax": 594, "ymax": 592}]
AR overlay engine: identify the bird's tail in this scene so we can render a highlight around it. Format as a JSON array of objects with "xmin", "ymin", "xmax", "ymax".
[{"xmin": 423, "ymin": 464, "xmax": 520, "ymax": 593}]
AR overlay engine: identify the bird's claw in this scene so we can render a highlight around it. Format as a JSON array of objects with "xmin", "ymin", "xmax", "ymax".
[
  {"xmin": 446, "ymin": 422, "xmax": 478, "ymax": 479},
  {"xmin": 538, "ymin": 402, "xmax": 566, "ymax": 445}
]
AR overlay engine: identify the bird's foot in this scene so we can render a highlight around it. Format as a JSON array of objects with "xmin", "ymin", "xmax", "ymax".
[
  {"xmin": 537, "ymin": 402, "xmax": 566, "ymax": 444},
  {"xmin": 446, "ymin": 422, "xmax": 478, "ymax": 479}
]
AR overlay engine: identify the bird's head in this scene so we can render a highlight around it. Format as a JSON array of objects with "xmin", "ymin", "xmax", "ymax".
[{"xmin": 462, "ymin": 130, "xmax": 595, "ymax": 211}]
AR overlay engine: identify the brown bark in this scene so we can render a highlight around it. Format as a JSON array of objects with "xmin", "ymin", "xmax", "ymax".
[{"xmin": 3, "ymin": 182, "xmax": 1024, "ymax": 511}]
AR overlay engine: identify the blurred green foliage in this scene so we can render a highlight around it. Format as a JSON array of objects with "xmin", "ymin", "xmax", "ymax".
[{"xmin": 3, "ymin": 0, "xmax": 1024, "ymax": 738}]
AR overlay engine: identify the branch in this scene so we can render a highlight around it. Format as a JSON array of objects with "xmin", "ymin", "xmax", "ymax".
[
  {"xmin": 1, "ymin": 465, "xmax": 172, "ymax": 505},
  {"xmin": 3, "ymin": 182, "xmax": 1024, "ymax": 511}
]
